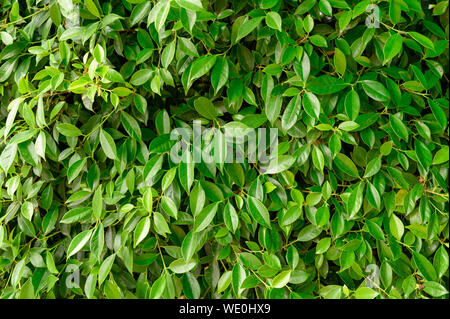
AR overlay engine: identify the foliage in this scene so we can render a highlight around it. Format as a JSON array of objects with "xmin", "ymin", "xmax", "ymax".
[{"xmin": 0, "ymin": 0, "xmax": 449, "ymax": 299}]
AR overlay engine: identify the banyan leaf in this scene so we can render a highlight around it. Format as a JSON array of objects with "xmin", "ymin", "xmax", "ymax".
[
  {"xmin": 67, "ymin": 229, "xmax": 93, "ymax": 259},
  {"xmin": 193, "ymin": 202, "xmax": 219, "ymax": 232},
  {"xmin": 1, "ymin": 0, "xmax": 447, "ymax": 301},
  {"xmin": 247, "ymin": 196, "xmax": 271, "ymax": 228},
  {"xmin": 235, "ymin": 16, "xmax": 264, "ymax": 43},
  {"xmin": 99, "ymin": 129, "xmax": 117, "ymax": 160},
  {"xmin": 334, "ymin": 153, "xmax": 359, "ymax": 177},
  {"xmin": 194, "ymin": 97, "xmax": 217, "ymax": 120},
  {"xmin": 306, "ymin": 75, "xmax": 349, "ymax": 95},
  {"xmin": 360, "ymin": 80, "xmax": 391, "ymax": 102}
]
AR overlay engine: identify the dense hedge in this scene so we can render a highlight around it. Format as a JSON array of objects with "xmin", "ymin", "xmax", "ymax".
[{"xmin": 0, "ymin": 0, "xmax": 448, "ymax": 299}]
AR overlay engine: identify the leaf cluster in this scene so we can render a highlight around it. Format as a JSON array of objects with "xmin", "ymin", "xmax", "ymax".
[{"xmin": 0, "ymin": 0, "xmax": 448, "ymax": 299}]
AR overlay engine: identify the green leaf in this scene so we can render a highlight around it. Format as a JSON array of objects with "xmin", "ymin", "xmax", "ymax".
[
  {"xmin": 99, "ymin": 129, "xmax": 117, "ymax": 160},
  {"xmin": 389, "ymin": 214, "xmax": 404, "ymax": 241},
  {"xmin": 194, "ymin": 97, "xmax": 217, "ymax": 120},
  {"xmin": 149, "ymin": 275, "xmax": 167, "ymax": 299},
  {"xmin": 169, "ymin": 258, "xmax": 197, "ymax": 274},
  {"xmin": 281, "ymin": 95, "xmax": 301, "ymax": 131},
  {"xmin": 262, "ymin": 155, "xmax": 296, "ymax": 175},
  {"xmin": 239, "ymin": 252, "xmax": 262, "ymax": 270},
  {"xmin": 67, "ymin": 158, "xmax": 87, "ymax": 184},
  {"xmin": 272, "ymin": 270, "xmax": 291, "ymax": 288},
  {"xmin": 189, "ymin": 55, "xmax": 217, "ymax": 85},
  {"xmin": 175, "ymin": 0, "xmax": 203, "ymax": 11},
  {"xmin": 0, "ymin": 59, "xmax": 17, "ymax": 82},
  {"xmin": 130, "ymin": 69, "xmax": 152, "ymax": 86},
  {"xmin": 266, "ymin": 12, "xmax": 282, "ymax": 32},
  {"xmin": 384, "ymin": 33, "xmax": 403, "ymax": 63},
  {"xmin": 161, "ymin": 196, "xmax": 178, "ymax": 219},
  {"xmin": 228, "ymin": 78, "xmax": 244, "ymax": 103},
  {"xmin": 0, "ymin": 143, "xmax": 18, "ymax": 174},
  {"xmin": 360, "ymin": 80, "xmax": 391, "ymax": 102},
  {"xmin": 312, "ymin": 146, "xmax": 324, "ymax": 173},
  {"xmin": 98, "ymin": 254, "xmax": 116, "ymax": 286},
  {"xmin": 121, "ymin": 111, "xmax": 142, "ymax": 140},
  {"xmin": 247, "ymin": 196, "xmax": 272, "ymax": 228},
  {"xmin": 265, "ymin": 95, "xmax": 282, "ymax": 124},
  {"xmin": 354, "ymin": 287, "xmax": 378, "ymax": 299},
  {"xmin": 297, "ymin": 224, "xmax": 322, "ymax": 241},
  {"xmin": 224, "ymin": 201, "xmax": 239, "ymax": 233},
  {"xmin": 134, "ymin": 217, "xmax": 151, "ymax": 248},
  {"xmin": 241, "ymin": 275, "xmax": 259, "ymax": 289},
  {"xmin": 366, "ymin": 220, "xmax": 385, "ymax": 241},
  {"xmin": 309, "ymin": 34, "xmax": 328, "ymax": 47},
  {"xmin": 143, "ymin": 188, "xmax": 153, "ymax": 213},
  {"xmin": 389, "ymin": 114, "xmax": 409, "ymax": 141},
  {"xmin": 364, "ymin": 157, "xmax": 381, "ymax": 178},
  {"xmin": 334, "ymin": 153, "xmax": 359, "ymax": 177},
  {"xmin": 153, "ymin": 212, "xmax": 171, "ymax": 236},
  {"xmin": 423, "ymin": 282, "xmax": 448, "ymax": 297},
  {"xmin": 67, "ymin": 229, "xmax": 93, "ymax": 259},
  {"xmin": 380, "ymin": 141, "xmax": 393, "ymax": 156},
  {"xmin": 182, "ymin": 272, "xmax": 200, "ymax": 299},
  {"xmin": 338, "ymin": 10, "xmax": 352, "ymax": 31},
  {"xmin": 306, "ymin": 75, "xmax": 349, "ymax": 95},
  {"xmin": 181, "ymin": 230, "xmax": 198, "ymax": 261},
  {"xmin": 217, "ymin": 271, "xmax": 232, "ymax": 293},
  {"xmin": 60, "ymin": 27, "xmax": 84, "ymax": 41},
  {"xmin": 211, "ymin": 56, "xmax": 229, "ymax": 94},
  {"xmin": 344, "ymin": 89, "xmax": 360, "ymax": 121},
  {"xmin": 280, "ymin": 205, "xmax": 302, "ymax": 227},
  {"xmin": 412, "ymin": 251, "xmax": 438, "ymax": 281},
  {"xmin": 408, "ymin": 32, "xmax": 434, "ymax": 49},
  {"xmin": 60, "ymin": 207, "xmax": 92, "ymax": 224},
  {"xmin": 85, "ymin": 0, "xmax": 100, "ymax": 18},
  {"xmin": 178, "ymin": 37, "xmax": 199, "ymax": 57},
  {"xmin": 432, "ymin": 146, "xmax": 449, "ymax": 165},
  {"xmin": 429, "ymin": 99, "xmax": 447, "ymax": 130},
  {"xmin": 434, "ymin": 246, "xmax": 449, "ymax": 278},
  {"xmin": 179, "ymin": 151, "xmax": 195, "ymax": 194},
  {"xmin": 303, "ymin": 92, "xmax": 321, "ymax": 120},
  {"xmin": 316, "ymin": 237, "xmax": 331, "ymax": 254},
  {"xmin": 319, "ymin": 285, "xmax": 342, "ymax": 299},
  {"xmin": 334, "ymin": 47, "xmax": 346, "ymax": 75},
  {"xmin": 56, "ymin": 123, "xmax": 83, "ymax": 137},
  {"xmin": 235, "ymin": 17, "xmax": 264, "ymax": 43},
  {"xmin": 161, "ymin": 40, "xmax": 176, "ymax": 68},
  {"xmin": 414, "ymin": 139, "xmax": 432, "ymax": 170},
  {"xmin": 193, "ymin": 202, "xmax": 219, "ymax": 232}
]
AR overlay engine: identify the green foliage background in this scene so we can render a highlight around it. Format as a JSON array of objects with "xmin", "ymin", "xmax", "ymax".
[{"xmin": 0, "ymin": 0, "xmax": 449, "ymax": 299}]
